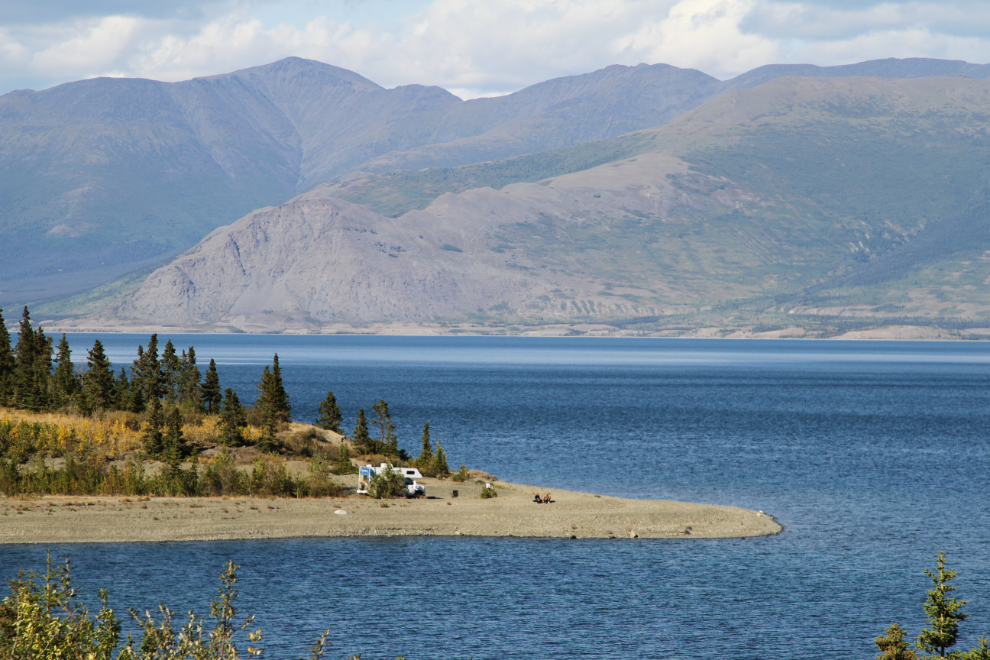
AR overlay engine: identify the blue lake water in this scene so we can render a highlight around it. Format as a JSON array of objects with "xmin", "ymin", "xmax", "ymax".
[{"xmin": 2, "ymin": 336, "xmax": 989, "ymax": 659}]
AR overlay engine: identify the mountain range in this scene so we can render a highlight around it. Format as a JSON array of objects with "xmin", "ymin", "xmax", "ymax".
[{"xmin": 4, "ymin": 56, "xmax": 990, "ymax": 312}]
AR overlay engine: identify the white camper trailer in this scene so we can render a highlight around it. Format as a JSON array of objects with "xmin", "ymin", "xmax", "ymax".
[{"xmin": 357, "ymin": 463, "xmax": 426, "ymax": 497}]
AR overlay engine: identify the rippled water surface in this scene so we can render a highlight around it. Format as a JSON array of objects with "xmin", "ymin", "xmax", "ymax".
[{"xmin": 3, "ymin": 336, "xmax": 989, "ymax": 659}]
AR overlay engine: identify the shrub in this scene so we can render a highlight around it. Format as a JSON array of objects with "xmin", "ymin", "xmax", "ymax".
[
  {"xmin": 451, "ymin": 464, "xmax": 470, "ymax": 482},
  {"xmin": 480, "ymin": 484, "xmax": 498, "ymax": 499},
  {"xmin": 369, "ymin": 464, "xmax": 406, "ymax": 499}
]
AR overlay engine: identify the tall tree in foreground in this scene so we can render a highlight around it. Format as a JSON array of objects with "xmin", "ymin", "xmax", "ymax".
[
  {"xmin": 201, "ymin": 358, "xmax": 221, "ymax": 413},
  {"xmin": 132, "ymin": 334, "xmax": 164, "ymax": 402},
  {"xmin": 917, "ymin": 552, "xmax": 969, "ymax": 659},
  {"xmin": 178, "ymin": 346, "xmax": 202, "ymax": 410},
  {"xmin": 317, "ymin": 390, "xmax": 342, "ymax": 432},
  {"xmin": 876, "ymin": 623, "xmax": 918, "ymax": 660},
  {"xmin": 142, "ymin": 398, "xmax": 165, "ymax": 457},
  {"xmin": 161, "ymin": 339, "xmax": 180, "ymax": 403},
  {"xmin": 14, "ymin": 307, "xmax": 53, "ymax": 411}
]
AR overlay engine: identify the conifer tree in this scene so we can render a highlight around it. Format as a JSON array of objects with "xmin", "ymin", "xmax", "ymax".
[
  {"xmin": 968, "ymin": 638, "xmax": 990, "ymax": 660},
  {"xmin": 133, "ymin": 334, "xmax": 164, "ymax": 402},
  {"xmin": 371, "ymin": 399, "xmax": 398, "ymax": 456},
  {"xmin": 417, "ymin": 422, "xmax": 434, "ymax": 467},
  {"xmin": 352, "ymin": 408, "xmax": 372, "ymax": 453},
  {"xmin": 201, "ymin": 358, "xmax": 221, "ymax": 413},
  {"xmin": 164, "ymin": 407, "xmax": 186, "ymax": 474},
  {"xmin": 876, "ymin": 623, "xmax": 918, "ymax": 660},
  {"xmin": 13, "ymin": 308, "xmax": 53, "ymax": 411},
  {"xmin": 917, "ymin": 552, "xmax": 969, "ymax": 659},
  {"xmin": 0, "ymin": 308, "xmax": 14, "ymax": 405},
  {"xmin": 178, "ymin": 347, "xmax": 202, "ymax": 410},
  {"xmin": 432, "ymin": 441, "xmax": 450, "ymax": 477},
  {"xmin": 113, "ymin": 368, "xmax": 131, "ymax": 410},
  {"xmin": 255, "ymin": 354, "xmax": 290, "ymax": 423},
  {"xmin": 128, "ymin": 377, "xmax": 146, "ymax": 414},
  {"xmin": 317, "ymin": 390, "xmax": 343, "ymax": 432},
  {"xmin": 161, "ymin": 339, "xmax": 180, "ymax": 403},
  {"xmin": 219, "ymin": 388, "xmax": 247, "ymax": 446},
  {"xmin": 83, "ymin": 339, "xmax": 115, "ymax": 412},
  {"xmin": 332, "ymin": 442, "xmax": 356, "ymax": 474},
  {"xmin": 52, "ymin": 333, "xmax": 79, "ymax": 407},
  {"xmin": 143, "ymin": 398, "xmax": 165, "ymax": 457}
]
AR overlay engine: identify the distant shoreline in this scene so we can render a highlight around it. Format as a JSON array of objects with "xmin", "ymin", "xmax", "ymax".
[
  {"xmin": 0, "ymin": 477, "xmax": 782, "ymax": 544},
  {"xmin": 32, "ymin": 321, "xmax": 988, "ymax": 341}
]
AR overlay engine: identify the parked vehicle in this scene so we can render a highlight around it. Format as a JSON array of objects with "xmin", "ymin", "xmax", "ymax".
[{"xmin": 358, "ymin": 463, "xmax": 426, "ymax": 498}]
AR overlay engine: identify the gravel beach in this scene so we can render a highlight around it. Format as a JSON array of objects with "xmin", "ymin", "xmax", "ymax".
[{"xmin": 0, "ymin": 476, "xmax": 781, "ymax": 543}]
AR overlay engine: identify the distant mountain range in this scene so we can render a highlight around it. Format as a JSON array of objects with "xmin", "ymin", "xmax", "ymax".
[
  {"xmin": 3, "ymin": 56, "xmax": 989, "ymax": 309},
  {"xmin": 86, "ymin": 74, "xmax": 990, "ymax": 333}
]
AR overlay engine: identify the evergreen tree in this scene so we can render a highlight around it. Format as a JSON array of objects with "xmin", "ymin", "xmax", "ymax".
[
  {"xmin": 82, "ymin": 339, "xmax": 115, "ymax": 412},
  {"xmin": 332, "ymin": 442, "xmax": 357, "ymax": 474},
  {"xmin": 219, "ymin": 388, "xmax": 247, "ymax": 446},
  {"xmin": 417, "ymin": 422, "xmax": 434, "ymax": 466},
  {"xmin": 52, "ymin": 333, "xmax": 79, "ymax": 407},
  {"xmin": 161, "ymin": 339, "xmax": 180, "ymax": 403},
  {"xmin": 132, "ymin": 334, "xmax": 164, "ymax": 402},
  {"xmin": 917, "ymin": 552, "xmax": 969, "ymax": 659},
  {"xmin": 317, "ymin": 389, "xmax": 343, "ymax": 432},
  {"xmin": 128, "ymin": 376, "xmax": 146, "ymax": 414},
  {"xmin": 352, "ymin": 408, "xmax": 372, "ymax": 453},
  {"xmin": 164, "ymin": 407, "xmax": 186, "ymax": 477},
  {"xmin": 113, "ymin": 368, "xmax": 131, "ymax": 410},
  {"xmin": 13, "ymin": 308, "xmax": 53, "ymax": 411},
  {"xmin": 876, "ymin": 623, "xmax": 918, "ymax": 660},
  {"xmin": 142, "ymin": 398, "xmax": 165, "ymax": 457},
  {"xmin": 432, "ymin": 441, "xmax": 450, "ymax": 477},
  {"xmin": 371, "ymin": 399, "xmax": 398, "ymax": 456},
  {"xmin": 255, "ymin": 354, "xmax": 290, "ymax": 423},
  {"xmin": 177, "ymin": 347, "xmax": 202, "ymax": 410},
  {"xmin": 201, "ymin": 359, "xmax": 221, "ymax": 413},
  {"xmin": 0, "ymin": 308, "xmax": 14, "ymax": 405},
  {"xmin": 968, "ymin": 638, "xmax": 990, "ymax": 660}
]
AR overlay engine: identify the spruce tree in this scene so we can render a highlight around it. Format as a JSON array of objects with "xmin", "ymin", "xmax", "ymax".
[
  {"xmin": 161, "ymin": 340, "xmax": 180, "ymax": 403},
  {"xmin": 371, "ymin": 399, "xmax": 398, "ymax": 456},
  {"xmin": 0, "ymin": 308, "xmax": 14, "ymax": 405},
  {"xmin": 14, "ymin": 307, "xmax": 53, "ymax": 411},
  {"xmin": 352, "ymin": 408, "xmax": 372, "ymax": 453},
  {"xmin": 219, "ymin": 388, "xmax": 247, "ymax": 446},
  {"xmin": 133, "ymin": 334, "xmax": 164, "ymax": 402},
  {"xmin": 432, "ymin": 441, "xmax": 450, "ymax": 477},
  {"xmin": 178, "ymin": 347, "xmax": 202, "ymax": 410},
  {"xmin": 52, "ymin": 333, "xmax": 79, "ymax": 407},
  {"xmin": 264, "ymin": 354, "xmax": 290, "ymax": 422},
  {"xmin": 201, "ymin": 359, "xmax": 221, "ymax": 413},
  {"xmin": 143, "ymin": 398, "xmax": 165, "ymax": 457},
  {"xmin": 917, "ymin": 552, "xmax": 969, "ymax": 659},
  {"xmin": 114, "ymin": 368, "xmax": 131, "ymax": 410},
  {"xmin": 332, "ymin": 442, "xmax": 356, "ymax": 474},
  {"xmin": 317, "ymin": 390, "xmax": 343, "ymax": 432},
  {"xmin": 417, "ymin": 422, "xmax": 434, "ymax": 467},
  {"xmin": 164, "ymin": 407, "xmax": 186, "ymax": 473},
  {"xmin": 876, "ymin": 623, "xmax": 918, "ymax": 660},
  {"xmin": 83, "ymin": 339, "xmax": 115, "ymax": 412}
]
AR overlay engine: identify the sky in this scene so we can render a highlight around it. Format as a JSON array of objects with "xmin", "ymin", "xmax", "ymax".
[{"xmin": 1, "ymin": 0, "xmax": 988, "ymax": 99}]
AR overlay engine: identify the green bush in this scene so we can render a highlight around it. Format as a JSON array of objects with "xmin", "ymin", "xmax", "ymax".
[
  {"xmin": 451, "ymin": 464, "xmax": 469, "ymax": 482},
  {"xmin": 369, "ymin": 465, "xmax": 406, "ymax": 499},
  {"xmin": 480, "ymin": 484, "xmax": 498, "ymax": 499}
]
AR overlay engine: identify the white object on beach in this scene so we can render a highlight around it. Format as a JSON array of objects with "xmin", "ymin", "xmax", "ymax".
[{"xmin": 334, "ymin": 509, "xmax": 347, "ymax": 515}]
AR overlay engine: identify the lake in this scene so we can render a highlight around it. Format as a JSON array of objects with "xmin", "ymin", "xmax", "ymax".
[{"xmin": 2, "ymin": 335, "xmax": 989, "ymax": 659}]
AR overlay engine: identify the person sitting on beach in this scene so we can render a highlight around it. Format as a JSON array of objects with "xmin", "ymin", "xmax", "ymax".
[
  {"xmin": 543, "ymin": 493, "xmax": 552, "ymax": 504},
  {"xmin": 533, "ymin": 493, "xmax": 543, "ymax": 503}
]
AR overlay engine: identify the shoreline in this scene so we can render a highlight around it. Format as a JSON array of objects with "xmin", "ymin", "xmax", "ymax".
[{"xmin": 0, "ymin": 477, "xmax": 782, "ymax": 544}]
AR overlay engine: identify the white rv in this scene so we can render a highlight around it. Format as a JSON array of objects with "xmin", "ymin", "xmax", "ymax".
[{"xmin": 357, "ymin": 463, "xmax": 426, "ymax": 497}]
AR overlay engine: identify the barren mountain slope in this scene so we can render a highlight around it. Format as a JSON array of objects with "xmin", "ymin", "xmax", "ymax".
[{"xmin": 101, "ymin": 75, "xmax": 990, "ymax": 330}]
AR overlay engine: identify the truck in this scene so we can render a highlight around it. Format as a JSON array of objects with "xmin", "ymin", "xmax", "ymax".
[{"xmin": 357, "ymin": 463, "xmax": 426, "ymax": 498}]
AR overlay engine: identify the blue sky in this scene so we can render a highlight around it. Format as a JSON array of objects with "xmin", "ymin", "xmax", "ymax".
[{"xmin": 1, "ymin": 0, "xmax": 988, "ymax": 98}]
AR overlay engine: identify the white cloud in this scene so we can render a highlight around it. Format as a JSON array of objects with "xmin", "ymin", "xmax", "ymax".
[{"xmin": 0, "ymin": 0, "xmax": 988, "ymax": 98}]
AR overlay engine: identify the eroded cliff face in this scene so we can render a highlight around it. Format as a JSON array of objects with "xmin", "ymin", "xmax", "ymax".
[{"xmin": 109, "ymin": 153, "xmax": 724, "ymax": 328}]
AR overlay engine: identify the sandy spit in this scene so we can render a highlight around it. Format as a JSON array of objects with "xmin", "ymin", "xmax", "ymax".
[{"xmin": 0, "ymin": 478, "xmax": 781, "ymax": 544}]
